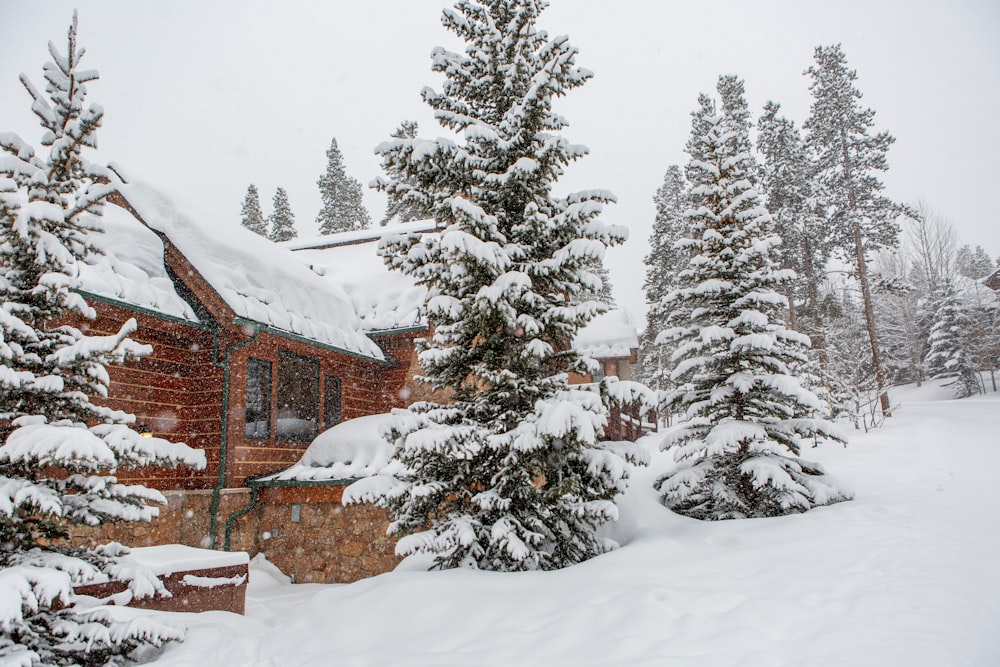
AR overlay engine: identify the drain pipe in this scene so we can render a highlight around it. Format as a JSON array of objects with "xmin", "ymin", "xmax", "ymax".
[
  {"xmin": 208, "ymin": 324, "xmax": 260, "ymax": 549},
  {"xmin": 223, "ymin": 477, "xmax": 263, "ymax": 551}
]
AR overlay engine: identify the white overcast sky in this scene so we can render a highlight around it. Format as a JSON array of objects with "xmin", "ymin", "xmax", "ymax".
[{"xmin": 2, "ymin": 0, "xmax": 998, "ymax": 325}]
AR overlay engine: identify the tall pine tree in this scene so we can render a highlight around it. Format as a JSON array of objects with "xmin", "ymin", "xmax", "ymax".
[
  {"xmin": 757, "ymin": 101, "xmax": 832, "ymax": 358},
  {"xmin": 804, "ymin": 44, "xmax": 908, "ymax": 418},
  {"xmin": 316, "ymin": 137, "xmax": 371, "ymax": 234},
  {"xmin": 0, "ymin": 15, "xmax": 203, "ymax": 665},
  {"xmin": 376, "ymin": 121, "xmax": 434, "ymax": 225},
  {"xmin": 240, "ymin": 183, "xmax": 267, "ymax": 236},
  {"xmin": 351, "ymin": 0, "xmax": 639, "ymax": 571},
  {"xmin": 268, "ymin": 186, "xmax": 297, "ymax": 241},
  {"xmin": 640, "ymin": 165, "xmax": 688, "ymax": 394},
  {"xmin": 655, "ymin": 76, "xmax": 851, "ymax": 520}
]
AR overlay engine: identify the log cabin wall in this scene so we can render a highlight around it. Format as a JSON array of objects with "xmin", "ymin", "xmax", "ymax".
[
  {"xmin": 223, "ymin": 328, "xmax": 420, "ymax": 487},
  {"xmin": 82, "ymin": 298, "xmax": 222, "ymax": 489}
]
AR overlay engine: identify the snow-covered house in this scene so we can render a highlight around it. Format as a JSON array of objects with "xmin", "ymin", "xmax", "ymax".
[
  {"xmin": 69, "ymin": 175, "xmax": 422, "ymax": 581},
  {"xmin": 571, "ymin": 309, "xmax": 640, "ymax": 383},
  {"xmin": 984, "ymin": 267, "xmax": 1000, "ymax": 292},
  {"xmin": 569, "ymin": 309, "xmax": 653, "ymax": 441}
]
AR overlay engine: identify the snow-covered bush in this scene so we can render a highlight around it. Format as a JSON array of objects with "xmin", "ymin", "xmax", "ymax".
[{"xmin": 1, "ymin": 15, "xmax": 204, "ymax": 665}]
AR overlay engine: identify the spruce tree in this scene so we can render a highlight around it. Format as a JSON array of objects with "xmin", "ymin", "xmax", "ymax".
[
  {"xmin": 316, "ymin": 137, "xmax": 371, "ymax": 234},
  {"xmin": 804, "ymin": 44, "xmax": 909, "ymax": 418},
  {"xmin": 268, "ymin": 186, "xmax": 297, "ymax": 241},
  {"xmin": 354, "ymin": 0, "xmax": 638, "ymax": 571},
  {"xmin": 0, "ymin": 15, "xmax": 203, "ymax": 665},
  {"xmin": 655, "ymin": 76, "xmax": 851, "ymax": 520},
  {"xmin": 925, "ymin": 280, "xmax": 983, "ymax": 398},
  {"xmin": 240, "ymin": 183, "xmax": 267, "ymax": 236},
  {"xmin": 956, "ymin": 244, "xmax": 995, "ymax": 280},
  {"xmin": 757, "ymin": 101, "xmax": 832, "ymax": 358},
  {"xmin": 640, "ymin": 165, "xmax": 688, "ymax": 393},
  {"xmin": 377, "ymin": 121, "xmax": 434, "ymax": 225}
]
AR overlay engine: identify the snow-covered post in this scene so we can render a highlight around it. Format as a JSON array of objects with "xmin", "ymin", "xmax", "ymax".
[{"xmin": 349, "ymin": 0, "xmax": 642, "ymax": 571}]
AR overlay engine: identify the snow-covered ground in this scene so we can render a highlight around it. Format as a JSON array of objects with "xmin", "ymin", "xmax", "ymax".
[{"xmin": 142, "ymin": 381, "xmax": 999, "ymax": 666}]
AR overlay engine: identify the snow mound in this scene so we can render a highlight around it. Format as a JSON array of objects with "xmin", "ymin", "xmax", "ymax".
[{"xmin": 264, "ymin": 414, "xmax": 404, "ymax": 482}]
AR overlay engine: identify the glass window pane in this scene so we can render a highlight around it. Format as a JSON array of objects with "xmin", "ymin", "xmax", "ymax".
[
  {"xmin": 245, "ymin": 358, "xmax": 271, "ymax": 439},
  {"xmin": 276, "ymin": 352, "xmax": 319, "ymax": 442},
  {"xmin": 324, "ymin": 375, "xmax": 342, "ymax": 431}
]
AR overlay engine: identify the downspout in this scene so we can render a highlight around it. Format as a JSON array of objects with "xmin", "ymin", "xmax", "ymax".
[
  {"xmin": 223, "ymin": 477, "xmax": 262, "ymax": 551},
  {"xmin": 208, "ymin": 324, "xmax": 260, "ymax": 549}
]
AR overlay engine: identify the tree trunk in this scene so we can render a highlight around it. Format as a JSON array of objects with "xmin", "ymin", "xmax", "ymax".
[{"xmin": 852, "ymin": 223, "xmax": 891, "ymax": 417}]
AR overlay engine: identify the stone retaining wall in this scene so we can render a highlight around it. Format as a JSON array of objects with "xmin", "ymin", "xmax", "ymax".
[{"xmin": 69, "ymin": 486, "xmax": 400, "ymax": 584}]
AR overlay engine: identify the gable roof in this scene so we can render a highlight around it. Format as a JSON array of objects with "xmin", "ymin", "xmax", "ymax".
[
  {"xmin": 79, "ymin": 202, "xmax": 200, "ymax": 322},
  {"xmin": 283, "ymin": 221, "xmax": 433, "ymax": 332},
  {"xmin": 102, "ymin": 176, "xmax": 386, "ymax": 362}
]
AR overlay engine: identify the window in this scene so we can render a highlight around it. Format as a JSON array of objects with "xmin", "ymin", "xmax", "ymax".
[
  {"xmin": 324, "ymin": 375, "xmax": 342, "ymax": 431},
  {"xmin": 276, "ymin": 352, "xmax": 319, "ymax": 441},
  {"xmin": 245, "ymin": 358, "xmax": 271, "ymax": 439}
]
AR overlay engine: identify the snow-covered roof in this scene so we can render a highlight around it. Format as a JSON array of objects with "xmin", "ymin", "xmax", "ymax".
[
  {"xmin": 262, "ymin": 413, "xmax": 404, "ymax": 482},
  {"xmin": 115, "ymin": 179, "xmax": 387, "ymax": 362},
  {"xmin": 574, "ymin": 309, "xmax": 639, "ymax": 360},
  {"xmin": 283, "ymin": 221, "xmax": 433, "ymax": 332},
  {"xmin": 78, "ymin": 204, "xmax": 199, "ymax": 321}
]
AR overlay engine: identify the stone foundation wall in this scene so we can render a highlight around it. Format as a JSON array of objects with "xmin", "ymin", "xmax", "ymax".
[{"xmin": 68, "ymin": 487, "xmax": 400, "ymax": 584}]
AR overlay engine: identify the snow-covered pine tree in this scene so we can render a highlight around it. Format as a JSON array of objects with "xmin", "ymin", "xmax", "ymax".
[
  {"xmin": 316, "ymin": 137, "xmax": 371, "ymax": 234},
  {"xmin": 654, "ymin": 75, "xmax": 851, "ymax": 520},
  {"xmin": 376, "ymin": 121, "xmax": 434, "ymax": 226},
  {"xmin": 240, "ymin": 183, "xmax": 267, "ymax": 236},
  {"xmin": 924, "ymin": 280, "xmax": 983, "ymax": 398},
  {"xmin": 0, "ymin": 14, "xmax": 204, "ymax": 666},
  {"xmin": 956, "ymin": 244, "xmax": 995, "ymax": 280},
  {"xmin": 640, "ymin": 165, "xmax": 688, "ymax": 394},
  {"xmin": 352, "ymin": 0, "xmax": 639, "ymax": 571},
  {"xmin": 268, "ymin": 186, "xmax": 296, "ymax": 241},
  {"xmin": 804, "ymin": 44, "xmax": 909, "ymax": 419},
  {"xmin": 757, "ymin": 101, "xmax": 832, "ymax": 356}
]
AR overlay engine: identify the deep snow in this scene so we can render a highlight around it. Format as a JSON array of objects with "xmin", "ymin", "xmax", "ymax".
[{"xmin": 136, "ymin": 381, "xmax": 999, "ymax": 666}]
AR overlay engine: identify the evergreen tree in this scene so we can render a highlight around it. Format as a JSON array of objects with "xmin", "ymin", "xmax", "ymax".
[
  {"xmin": 377, "ymin": 121, "xmax": 434, "ymax": 225},
  {"xmin": 0, "ymin": 15, "xmax": 203, "ymax": 665},
  {"xmin": 353, "ymin": 0, "xmax": 639, "ymax": 571},
  {"xmin": 956, "ymin": 244, "xmax": 995, "ymax": 280},
  {"xmin": 655, "ymin": 76, "xmax": 851, "ymax": 520},
  {"xmin": 757, "ymin": 101, "xmax": 832, "ymax": 358},
  {"xmin": 240, "ymin": 183, "xmax": 267, "ymax": 236},
  {"xmin": 925, "ymin": 280, "xmax": 983, "ymax": 398},
  {"xmin": 583, "ymin": 262, "xmax": 616, "ymax": 307},
  {"xmin": 640, "ymin": 165, "xmax": 688, "ymax": 394},
  {"xmin": 316, "ymin": 137, "xmax": 371, "ymax": 234},
  {"xmin": 268, "ymin": 186, "xmax": 297, "ymax": 241},
  {"xmin": 804, "ymin": 44, "xmax": 909, "ymax": 418}
]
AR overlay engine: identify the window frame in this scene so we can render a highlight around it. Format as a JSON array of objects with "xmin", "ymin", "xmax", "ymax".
[
  {"xmin": 275, "ymin": 350, "xmax": 321, "ymax": 443},
  {"xmin": 244, "ymin": 358, "xmax": 272, "ymax": 440}
]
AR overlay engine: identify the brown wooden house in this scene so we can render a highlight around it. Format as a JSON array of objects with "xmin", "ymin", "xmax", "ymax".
[{"xmin": 68, "ymin": 176, "xmax": 422, "ymax": 581}]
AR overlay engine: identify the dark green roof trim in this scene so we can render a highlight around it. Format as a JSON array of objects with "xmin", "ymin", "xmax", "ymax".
[
  {"xmin": 366, "ymin": 323, "xmax": 428, "ymax": 337},
  {"xmin": 246, "ymin": 475, "xmax": 356, "ymax": 488},
  {"xmin": 232, "ymin": 317, "xmax": 395, "ymax": 367},
  {"xmin": 76, "ymin": 289, "xmax": 213, "ymax": 331}
]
